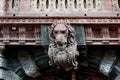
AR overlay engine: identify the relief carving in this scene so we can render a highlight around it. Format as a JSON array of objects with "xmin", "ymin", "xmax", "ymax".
[
  {"xmin": 7, "ymin": 0, "xmax": 20, "ymax": 11},
  {"xmin": 112, "ymin": 0, "xmax": 120, "ymax": 11},
  {"xmin": 48, "ymin": 20, "xmax": 79, "ymax": 71}
]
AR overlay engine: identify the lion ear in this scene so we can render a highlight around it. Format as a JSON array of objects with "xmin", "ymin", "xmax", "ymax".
[
  {"xmin": 68, "ymin": 25, "xmax": 75, "ymax": 37},
  {"xmin": 67, "ymin": 25, "xmax": 76, "ymax": 44},
  {"xmin": 49, "ymin": 24, "xmax": 55, "ymax": 41},
  {"xmin": 51, "ymin": 24, "xmax": 55, "ymax": 28}
]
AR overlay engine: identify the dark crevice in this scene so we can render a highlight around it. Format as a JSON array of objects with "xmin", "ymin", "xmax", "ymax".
[
  {"xmin": 84, "ymin": 0, "xmax": 86, "ymax": 8},
  {"xmin": 46, "ymin": 0, "xmax": 49, "ymax": 9},
  {"xmin": 118, "ymin": 0, "xmax": 120, "ymax": 8},
  {"xmin": 56, "ymin": 0, "xmax": 58, "ymax": 8},
  {"xmin": 37, "ymin": 0, "xmax": 39, "ymax": 9},
  {"xmin": 74, "ymin": 0, "xmax": 77, "ymax": 8},
  {"xmin": 12, "ymin": 0, "xmax": 15, "ymax": 9},
  {"xmin": 93, "ymin": 0, "xmax": 96, "ymax": 8},
  {"xmin": 65, "ymin": 0, "xmax": 67, "ymax": 8}
]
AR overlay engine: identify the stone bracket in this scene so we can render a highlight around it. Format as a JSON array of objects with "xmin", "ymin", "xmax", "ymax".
[
  {"xmin": 18, "ymin": 50, "xmax": 41, "ymax": 78},
  {"xmin": 99, "ymin": 50, "xmax": 117, "ymax": 76}
]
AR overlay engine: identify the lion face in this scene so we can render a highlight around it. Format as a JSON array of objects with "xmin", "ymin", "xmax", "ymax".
[
  {"xmin": 48, "ymin": 22, "xmax": 79, "ymax": 70},
  {"xmin": 52, "ymin": 24, "xmax": 68, "ymax": 49}
]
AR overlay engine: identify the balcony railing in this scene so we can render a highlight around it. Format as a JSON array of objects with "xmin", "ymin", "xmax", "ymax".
[{"xmin": 0, "ymin": 25, "xmax": 41, "ymax": 45}]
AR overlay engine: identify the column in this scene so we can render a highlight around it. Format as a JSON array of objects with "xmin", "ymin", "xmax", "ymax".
[
  {"xmin": 57, "ymin": 0, "xmax": 66, "ymax": 11},
  {"xmin": 102, "ymin": 26, "xmax": 109, "ymax": 44},
  {"xmin": 118, "ymin": 27, "xmax": 120, "ymax": 43},
  {"xmin": 86, "ymin": 0, "xmax": 94, "ymax": 11},
  {"xmin": 19, "ymin": 26, "xmax": 25, "ymax": 43},
  {"xmin": 34, "ymin": 26, "xmax": 40, "ymax": 44},
  {"xmin": 39, "ymin": 0, "xmax": 47, "ymax": 12},
  {"xmin": 85, "ymin": 26, "xmax": 93, "ymax": 45},
  {"xmin": 48, "ymin": 0, "xmax": 56, "ymax": 11},
  {"xmin": 3, "ymin": 26, "xmax": 9, "ymax": 43},
  {"xmin": 111, "ymin": 0, "xmax": 120, "ymax": 11},
  {"xmin": 0, "ymin": 0, "xmax": 6, "ymax": 15},
  {"xmin": 67, "ymin": 0, "xmax": 75, "ymax": 11},
  {"xmin": 76, "ymin": 0, "xmax": 85, "ymax": 11}
]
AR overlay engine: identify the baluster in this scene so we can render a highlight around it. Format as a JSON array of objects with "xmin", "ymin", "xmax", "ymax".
[
  {"xmin": 102, "ymin": 26, "xmax": 109, "ymax": 44},
  {"xmin": 39, "ymin": 0, "xmax": 47, "ymax": 12},
  {"xmin": 34, "ymin": 27, "xmax": 40, "ymax": 39},
  {"xmin": 19, "ymin": 26, "xmax": 25, "ymax": 43},
  {"xmin": 85, "ymin": 27, "xmax": 89, "ymax": 38},
  {"xmin": 118, "ymin": 26, "xmax": 120, "ymax": 43},
  {"xmin": 85, "ymin": 26, "xmax": 93, "ymax": 44},
  {"xmin": 86, "ymin": 0, "xmax": 94, "ymax": 11},
  {"xmin": 3, "ymin": 27, "xmax": 9, "ymax": 43},
  {"xmin": 76, "ymin": 0, "xmax": 85, "ymax": 11},
  {"xmin": 30, "ymin": 0, "xmax": 38, "ymax": 11},
  {"xmin": 88, "ymin": 27, "xmax": 92, "ymax": 38},
  {"xmin": 48, "ymin": 0, "xmax": 56, "ymax": 11},
  {"xmin": 95, "ymin": 0, "xmax": 102, "ymax": 11},
  {"xmin": 7, "ymin": 0, "xmax": 13, "ymax": 11},
  {"xmin": 34, "ymin": 27, "xmax": 40, "ymax": 43},
  {"xmin": 103, "ymin": 27, "xmax": 109, "ymax": 38},
  {"xmin": 13, "ymin": 0, "xmax": 20, "ymax": 11},
  {"xmin": 7, "ymin": 0, "xmax": 20, "ymax": 11},
  {"xmin": 57, "ymin": 0, "xmax": 66, "ymax": 11},
  {"xmin": 0, "ymin": 0, "xmax": 6, "ymax": 15},
  {"xmin": 67, "ymin": 0, "xmax": 75, "ymax": 11},
  {"xmin": 111, "ymin": 0, "xmax": 120, "ymax": 11}
]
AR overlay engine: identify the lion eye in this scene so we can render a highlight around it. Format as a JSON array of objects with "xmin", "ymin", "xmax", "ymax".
[
  {"xmin": 54, "ymin": 31, "xmax": 58, "ymax": 34},
  {"xmin": 61, "ymin": 31, "xmax": 66, "ymax": 34}
]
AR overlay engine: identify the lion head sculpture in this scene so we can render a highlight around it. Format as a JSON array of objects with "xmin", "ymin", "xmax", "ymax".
[{"xmin": 48, "ymin": 21, "xmax": 79, "ymax": 71}]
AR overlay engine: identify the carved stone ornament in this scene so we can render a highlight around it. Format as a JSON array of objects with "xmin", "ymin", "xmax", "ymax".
[{"xmin": 48, "ymin": 20, "xmax": 79, "ymax": 71}]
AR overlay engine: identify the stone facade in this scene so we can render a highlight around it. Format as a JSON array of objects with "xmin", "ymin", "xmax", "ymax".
[{"xmin": 0, "ymin": 0, "xmax": 119, "ymax": 80}]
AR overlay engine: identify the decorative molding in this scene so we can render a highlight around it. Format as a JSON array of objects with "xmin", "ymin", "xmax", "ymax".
[
  {"xmin": 6, "ymin": 0, "xmax": 103, "ymax": 12},
  {"xmin": 7, "ymin": 0, "xmax": 20, "ymax": 11},
  {"xmin": 0, "ymin": 17, "xmax": 119, "ymax": 24},
  {"xmin": 0, "ymin": 17, "xmax": 119, "ymax": 45},
  {"xmin": 85, "ymin": 25, "xmax": 120, "ymax": 45},
  {"xmin": 112, "ymin": 0, "xmax": 120, "ymax": 11}
]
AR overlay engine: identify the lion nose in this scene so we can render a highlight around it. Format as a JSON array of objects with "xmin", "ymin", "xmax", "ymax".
[
  {"xmin": 57, "ymin": 42, "xmax": 63, "ymax": 46},
  {"xmin": 56, "ymin": 35, "xmax": 63, "ymax": 42}
]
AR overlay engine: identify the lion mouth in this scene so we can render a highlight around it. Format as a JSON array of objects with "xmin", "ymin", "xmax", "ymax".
[
  {"xmin": 57, "ymin": 42, "xmax": 67, "ymax": 46},
  {"xmin": 56, "ymin": 42, "xmax": 67, "ymax": 50},
  {"xmin": 57, "ymin": 42, "xmax": 63, "ymax": 46}
]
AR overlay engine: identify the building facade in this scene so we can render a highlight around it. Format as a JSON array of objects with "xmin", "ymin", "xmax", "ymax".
[{"xmin": 0, "ymin": 0, "xmax": 120, "ymax": 80}]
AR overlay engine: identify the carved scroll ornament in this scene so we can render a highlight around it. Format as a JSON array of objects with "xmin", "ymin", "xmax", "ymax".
[{"xmin": 48, "ymin": 21, "xmax": 79, "ymax": 71}]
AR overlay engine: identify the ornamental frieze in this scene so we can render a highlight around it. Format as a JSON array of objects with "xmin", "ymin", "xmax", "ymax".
[{"xmin": 0, "ymin": 17, "xmax": 119, "ymax": 24}]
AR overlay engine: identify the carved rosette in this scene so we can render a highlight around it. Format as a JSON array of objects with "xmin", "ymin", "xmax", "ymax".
[{"xmin": 48, "ymin": 21, "xmax": 79, "ymax": 71}]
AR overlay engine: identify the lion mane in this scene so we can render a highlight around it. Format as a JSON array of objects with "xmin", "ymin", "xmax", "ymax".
[{"xmin": 48, "ymin": 21, "xmax": 79, "ymax": 71}]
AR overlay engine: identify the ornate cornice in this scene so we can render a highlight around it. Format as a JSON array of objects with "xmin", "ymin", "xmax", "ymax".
[{"xmin": 0, "ymin": 16, "xmax": 119, "ymax": 24}]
